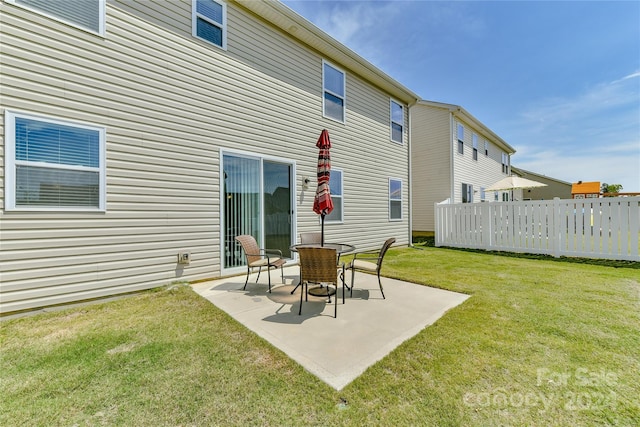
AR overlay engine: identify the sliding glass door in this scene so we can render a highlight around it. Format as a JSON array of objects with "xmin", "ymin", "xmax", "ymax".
[{"xmin": 223, "ymin": 153, "xmax": 294, "ymax": 270}]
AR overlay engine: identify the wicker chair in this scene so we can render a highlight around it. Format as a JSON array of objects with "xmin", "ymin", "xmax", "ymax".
[
  {"xmin": 297, "ymin": 247, "xmax": 345, "ymax": 318},
  {"xmin": 345, "ymin": 238, "xmax": 395, "ymax": 299},
  {"xmin": 235, "ymin": 235, "xmax": 285, "ymax": 293}
]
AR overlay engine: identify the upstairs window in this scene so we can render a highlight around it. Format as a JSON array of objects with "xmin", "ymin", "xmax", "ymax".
[
  {"xmin": 9, "ymin": 0, "xmax": 105, "ymax": 35},
  {"xmin": 325, "ymin": 169, "xmax": 343, "ymax": 222},
  {"xmin": 323, "ymin": 61, "xmax": 345, "ymax": 123},
  {"xmin": 193, "ymin": 0, "xmax": 226, "ymax": 49},
  {"xmin": 501, "ymin": 152, "xmax": 510, "ymax": 174},
  {"xmin": 389, "ymin": 178, "xmax": 402, "ymax": 221},
  {"xmin": 457, "ymin": 124, "xmax": 464, "ymax": 154},
  {"xmin": 5, "ymin": 111, "xmax": 106, "ymax": 211},
  {"xmin": 484, "ymin": 140, "xmax": 489, "ymax": 156},
  {"xmin": 390, "ymin": 100, "xmax": 404, "ymax": 144},
  {"xmin": 472, "ymin": 134, "xmax": 478, "ymax": 160}
]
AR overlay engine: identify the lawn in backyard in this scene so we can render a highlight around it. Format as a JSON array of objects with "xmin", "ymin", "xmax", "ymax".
[{"xmin": 1, "ymin": 245, "xmax": 638, "ymax": 426}]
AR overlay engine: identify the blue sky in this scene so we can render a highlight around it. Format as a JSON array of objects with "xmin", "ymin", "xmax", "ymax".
[{"xmin": 282, "ymin": 0, "xmax": 640, "ymax": 192}]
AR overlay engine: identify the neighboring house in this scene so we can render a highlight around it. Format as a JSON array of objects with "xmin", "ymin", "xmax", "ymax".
[
  {"xmin": 571, "ymin": 181, "xmax": 601, "ymax": 199},
  {"xmin": 410, "ymin": 100, "xmax": 516, "ymax": 233},
  {"xmin": 0, "ymin": 0, "xmax": 419, "ymax": 313},
  {"xmin": 511, "ymin": 167, "xmax": 572, "ymax": 200}
]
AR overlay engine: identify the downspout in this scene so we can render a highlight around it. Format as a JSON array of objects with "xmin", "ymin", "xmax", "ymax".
[
  {"xmin": 407, "ymin": 101, "xmax": 416, "ymax": 247},
  {"xmin": 449, "ymin": 110, "xmax": 455, "ymax": 202}
]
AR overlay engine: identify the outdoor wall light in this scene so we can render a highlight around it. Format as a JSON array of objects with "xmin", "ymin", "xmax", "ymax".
[{"xmin": 302, "ymin": 176, "xmax": 311, "ymax": 190}]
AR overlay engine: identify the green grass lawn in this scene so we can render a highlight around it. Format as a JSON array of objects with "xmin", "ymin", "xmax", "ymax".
[{"xmin": 2, "ymin": 246, "xmax": 639, "ymax": 426}]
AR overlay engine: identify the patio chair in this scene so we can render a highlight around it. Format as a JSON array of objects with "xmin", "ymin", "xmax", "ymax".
[
  {"xmin": 299, "ymin": 232, "xmax": 322, "ymax": 244},
  {"xmin": 345, "ymin": 237, "xmax": 396, "ymax": 299},
  {"xmin": 297, "ymin": 247, "xmax": 345, "ymax": 318},
  {"xmin": 235, "ymin": 235, "xmax": 285, "ymax": 293}
]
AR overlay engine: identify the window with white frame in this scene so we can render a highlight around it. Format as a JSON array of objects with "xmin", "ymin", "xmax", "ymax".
[
  {"xmin": 457, "ymin": 124, "xmax": 464, "ymax": 154},
  {"xmin": 480, "ymin": 187, "xmax": 486, "ymax": 202},
  {"xmin": 193, "ymin": 0, "xmax": 226, "ymax": 49},
  {"xmin": 325, "ymin": 169, "xmax": 343, "ymax": 222},
  {"xmin": 323, "ymin": 61, "xmax": 345, "ymax": 122},
  {"xmin": 9, "ymin": 0, "xmax": 105, "ymax": 35},
  {"xmin": 472, "ymin": 134, "xmax": 478, "ymax": 160},
  {"xmin": 4, "ymin": 111, "xmax": 106, "ymax": 211},
  {"xmin": 501, "ymin": 152, "xmax": 510, "ymax": 174},
  {"xmin": 389, "ymin": 178, "xmax": 402, "ymax": 220},
  {"xmin": 390, "ymin": 100, "xmax": 404, "ymax": 143},
  {"xmin": 462, "ymin": 183, "xmax": 473, "ymax": 203},
  {"xmin": 484, "ymin": 140, "xmax": 489, "ymax": 156}
]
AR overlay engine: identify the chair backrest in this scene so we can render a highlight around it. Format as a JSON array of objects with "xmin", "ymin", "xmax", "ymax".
[
  {"xmin": 300, "ymin": 232, "xmax": 322, "ymax": 244},
  {"xmin": 376, "ymin": 238, "xmax": 396, "ymax": 270},
  {"xmin": 298, "ymin": 247, "xmax": 337, "ymax": 284},
  {"xmin": 235, "ymin": 235, "xmax": 261, "ymax": 265}
]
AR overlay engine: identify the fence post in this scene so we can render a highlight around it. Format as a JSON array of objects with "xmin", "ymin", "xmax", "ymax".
[
  {"xmin": 552, "ymin": 197, "xmax": 561, "ymax": 258},
  {"xmin": 482, "ymin": 202, "xmax": 491, "ymax": 250}
]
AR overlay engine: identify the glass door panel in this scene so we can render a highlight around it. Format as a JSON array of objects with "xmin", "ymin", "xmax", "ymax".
[
  {"xmin": 223, "ymin": 154, "xmax": 294, "ymax": 269},
  {"xmin": 223, "ymin": 155, "xmax": 261, "ymax": 268},
  {"xmin": 264, "ymin": 161, "xmax": 292, "ymax": 258}
]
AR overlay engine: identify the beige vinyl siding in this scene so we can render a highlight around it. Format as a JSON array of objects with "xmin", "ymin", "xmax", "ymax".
[
  {"xmin": 410, "ymin": 105, "xmax": 451, "ymax": 232},
  {"xmin": 452, "ymin": 118, "xmax": 507, "ymax": 204},
  {"xmin": 0, "ymin": 0, "xmax": 413, "ymax": 313}
]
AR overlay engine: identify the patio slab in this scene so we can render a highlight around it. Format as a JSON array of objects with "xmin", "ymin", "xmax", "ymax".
[{"xmin": 192, "ymin": 266, "xmax": 469, "ymax": 390}]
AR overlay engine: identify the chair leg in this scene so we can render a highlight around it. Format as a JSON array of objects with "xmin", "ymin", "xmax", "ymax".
[
  {"xmin": 378, "ymin": 272, "xmax": 385, "ymax": 299},
  {"xmin": 298, "ymin": 282, "xmax": 304, "ymax": 315},
  {"xmin": 243, "ymin": 266, "xmax": 250, "ymax": 290},
  {"xmin": 350, "ymin": 268, "xmax": 356, "ymax": 297},
  {"xmin": 267, "ymin": 266, "xmax": 272, "ymax": 293}
]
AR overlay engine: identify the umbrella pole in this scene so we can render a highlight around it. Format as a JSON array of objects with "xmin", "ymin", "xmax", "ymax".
[{"xmin": 320, "ymin": 214, "xmax": 325, "ymax": 246}]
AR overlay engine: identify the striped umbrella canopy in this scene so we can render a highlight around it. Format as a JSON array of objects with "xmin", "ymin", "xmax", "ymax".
[{"xmin": 312, "ymin": 129, "xmax": 334, "ymax": 245}]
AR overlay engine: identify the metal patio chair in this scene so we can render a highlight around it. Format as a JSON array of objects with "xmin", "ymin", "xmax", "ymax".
[
  {"xmin": 297, "ymin": 246, "xmax": 345, "ymax": 318},
  {"xmin": 345, "ymin": 237, "xmax": 396, "ymax": 299},
  {"xmin": 235, "ymin": 234, "xmax": 285, "ymax": 293}
]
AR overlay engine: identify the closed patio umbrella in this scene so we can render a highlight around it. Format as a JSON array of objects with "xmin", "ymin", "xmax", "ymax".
[{"xmin": 312, "ymin": 129, "xmax": 334, "ymax": 245}]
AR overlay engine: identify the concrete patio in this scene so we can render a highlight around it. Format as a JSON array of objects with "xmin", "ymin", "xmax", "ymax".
[{"xmin": 192, "ymin": 265, "xmax": 469, "ymax": 390}]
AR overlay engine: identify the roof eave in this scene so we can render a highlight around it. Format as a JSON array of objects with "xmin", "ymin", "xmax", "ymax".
[{"xmin": 233, "ymin": 0, "xmax": 420, "ymax": 105}]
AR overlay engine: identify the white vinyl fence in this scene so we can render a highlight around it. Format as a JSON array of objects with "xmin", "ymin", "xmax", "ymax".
[{"xmin": 435, "ymin": 197, "xmax": 640, "ymax": 261}]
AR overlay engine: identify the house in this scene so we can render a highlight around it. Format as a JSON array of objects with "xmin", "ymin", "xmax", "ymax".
[
  {"xmin": 511, "ymin": 167, "xmax": 572, "ymax": 200},
  {"xmin": 571, "ymin": 181, "xmax": 601, "ymax": 199},
  {"xmin": 410, "ymin": 100, "xmax": 516, "ymax": 233},
  {"xmin": 0, "ymin": 0, "xmax": 419, "ymax": 314}
]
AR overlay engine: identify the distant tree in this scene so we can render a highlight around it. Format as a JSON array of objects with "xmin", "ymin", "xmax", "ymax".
[{"xmin": 601, "ymin": 183, "xmax": 623, "ymax": 196}]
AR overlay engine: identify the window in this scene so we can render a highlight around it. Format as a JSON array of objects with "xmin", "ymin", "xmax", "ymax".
[
  {"xmin": 389, "ymin": 178, "xmax": 402, "ymax": 220},
  {"xmin": 484, "ymin": 141, "xmax": 489, "ymax": 156},
  {"xmin": 323, "ymin": 61, "xmax": 345, "ymax": 122},
  {"xmin": 325, "ymin": 169, "xmax": 343, "ymax": 222},
  {"xmin": 193, "ymin": 0, "xmax": 226, "ymax": 49},
  {"xmin": 5, "ymin": 111, "xmax": 106, "ymax": 211},
  {"xmin": 502, "ymin": 192, "xmax": 510, "ymax": 202},
  {"xmin": 472, "ymin": 134, "xmax": 478, "ymax": 160},
  {"xmin": 462, "ymin": 183, "xmax": 473, "ymax": 203},
  {"xmin": 390, "ymin": 100, "xmax": 404, "ymax": 143},
  {"xmin": 457, "ymin": 124, "xmax": 464, "ymax": 154},
  {"xmin": 9, "ymin": 0, "xmax": 105, "ymax": 35},
  {"xmin": 501, "ymin": 152, "xmax": 510, "ymax": 174},
  {"xmin": 480, "ymin": 187, "xmax": 486, "ymax": 202}
]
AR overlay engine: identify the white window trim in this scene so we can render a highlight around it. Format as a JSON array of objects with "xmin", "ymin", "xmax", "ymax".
[
  {"xmin": 322, "ymin": 60, "xmax": 346, "ymax": 123},
  {"xmin": 472, "ymin": 133, "xmax": 478, "ymax": 160},
  {"xmin": 457, "ymin": 123, "xmax": 464, "ymax": 154},
  {"xmin": 390, "ymin": 99, "xmax": 404, "ymax": 144},
  {"xmin": 388, "ymin": 177, "xmax": 403, "ymax": 221},
  {"xmin": 192, "ymin": 0, "xmax": 227, "ymax": 50},
  {"xmin": 7, "ymin": 0, "xmax": 106, "ymax": 36},
  {"xmin": 4, "ymin": 110, "xmax": 107, "ymax": 212},
  {"xmin": 325, "ymin": 168, "xmax": 344, "ymax": 223}
]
